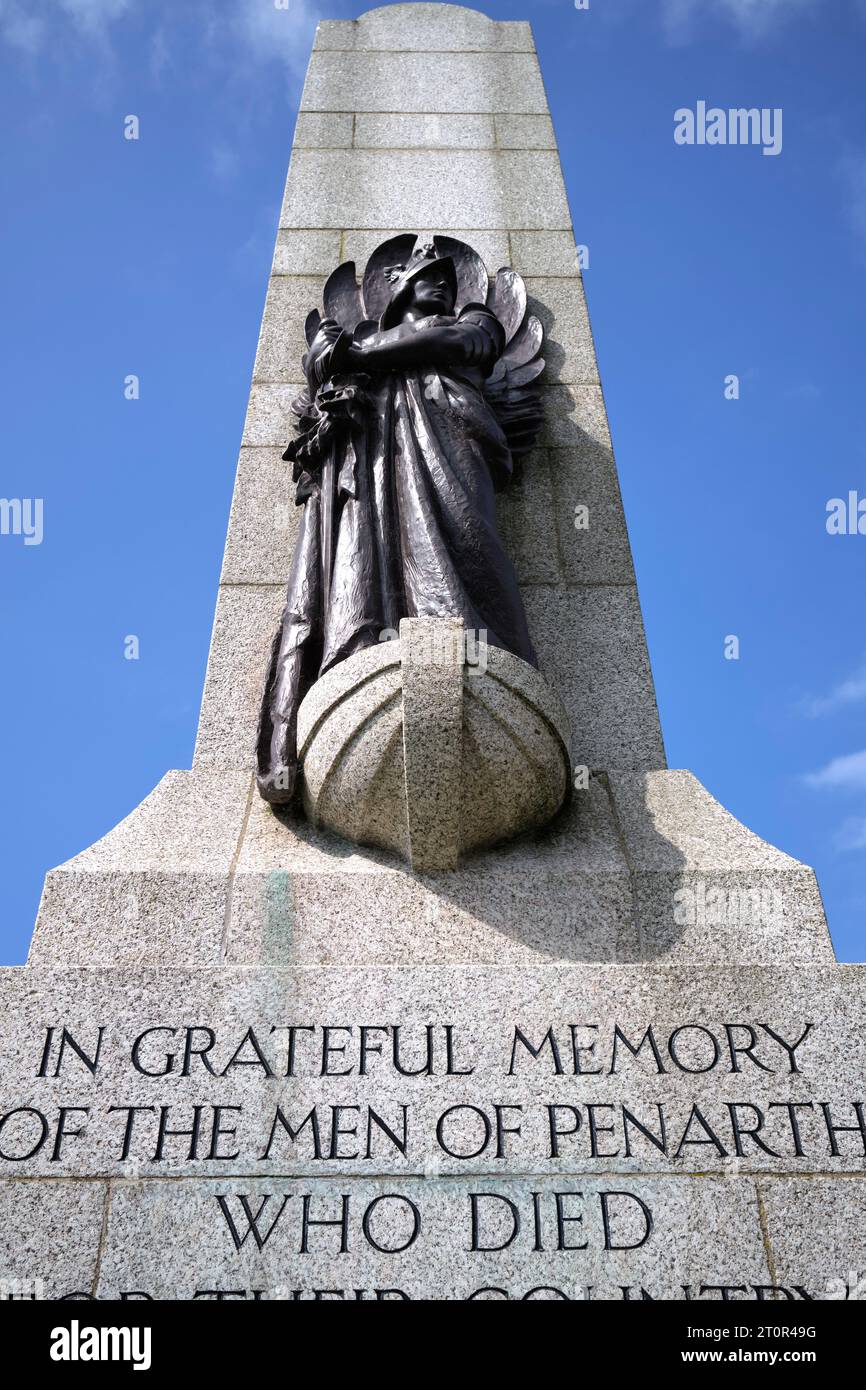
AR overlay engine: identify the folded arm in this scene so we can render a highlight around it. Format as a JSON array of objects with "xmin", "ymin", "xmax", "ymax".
[
  {"xmin": 307, "ymin": 308, "xmax": 505, "ymax": 391},
  {"xmin": 346, "ymin": 322, "xmax": 470, "ymax": 373}
]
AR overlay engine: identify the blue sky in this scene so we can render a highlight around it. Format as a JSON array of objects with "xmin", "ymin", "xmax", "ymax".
[{"xmin": 0, "ymin": 0, "xmax": 864, "ymax": 963}]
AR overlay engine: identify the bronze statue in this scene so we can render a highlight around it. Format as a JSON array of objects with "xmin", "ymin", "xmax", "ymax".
[{"xmin": 256, "ymin": 234, "xmax": 546, "ymax": 804}]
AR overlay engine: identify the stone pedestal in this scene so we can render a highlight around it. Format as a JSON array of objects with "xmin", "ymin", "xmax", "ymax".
[
  {"xmin": 297, "ymin": 618, "xmax": 572, "ymax": 871},
  {"xmin": 2, "ymin": 4, "xmax": 862, "ymax": 1303}
]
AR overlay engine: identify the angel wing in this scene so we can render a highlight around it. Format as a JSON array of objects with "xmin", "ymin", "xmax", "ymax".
[{"xmin": 483, "ymin": 267, "xmax": 546, "ymax": 458}]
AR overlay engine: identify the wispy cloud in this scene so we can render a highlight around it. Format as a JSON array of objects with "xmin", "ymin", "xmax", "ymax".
[
  {"xmin": 196, "ymin": 1, "xmax": 322, "ymax": 179},
  {"xmin": 0, "ymin": 0, "xmax": 48, "ymax": 52},
  {"xmin": 802, "ymin": 658, "xmax": 866, "ymax": 717},
  {"xmin": 662, "ymin": 0, "xmax": 817, "ymax": 43},
  {"xmin": 0, "ymin": 0, "xmax": 130, "ymax": 55},
  {"xmin": 1, "ymin": 0, "xmax": 320, "ymax": 74},
  {"xmin": 56, "ymin": 0, "xmax": 131, "ymax": 37},
  {"xmin": 231, "ymin": 0, "xmax": 321, "ymax": 77},
  {"xmin": 802, "ymin": 660, "xmax": 866, "ymax": 849},
  {"xmin": 149, "ymin": 24, "xmax": 170, "ymax": 82},
  {"xmin": 804, "ymin": 749, "xmax": 866, "ymax": 791}
]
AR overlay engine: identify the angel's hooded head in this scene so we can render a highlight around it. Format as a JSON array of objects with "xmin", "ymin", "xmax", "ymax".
[{"xmin": 380, "ymin": 243, "xmax": 458, "ymax": 328}]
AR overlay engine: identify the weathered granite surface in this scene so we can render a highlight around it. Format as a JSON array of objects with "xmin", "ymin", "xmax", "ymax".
[
  {"xmin": 1, "ymin": 963, "xmax": 864, "ymax": 1297},
  {"xmin": 5, "ymin": 1170, "xmax": 860, "ymax": 1300},
  {"xmin": 298, "ymin": 619, "xmax": 571, "ymax": 872},
  {"xmin": 400, "ymin": 618, "xmax": 466, "ymax": 871},
  {"xmin": 194, "ymin": 1, "xmax": 664, "ymax": 780},
  {"xmin": 23, "ymin": 2, "xmax": 836, "ymax": 991},
  {"xmin": 0, "ymin": 1180, "xmax": 107, "ymax": 1301},
  {"xmin": 4, "ymin": 4, "xmax": 858, "ymax": 1304},
  {"xmin": 4, "ymin": 964, "xmax": 864, "ymax": 1180},
  {"xmin": 88, "ymin": 1176, "xmax": 778, "ymax": 1302},
  {"xmin": 27, "ymin": 768, "xmax": 833, "ymax": 968}
]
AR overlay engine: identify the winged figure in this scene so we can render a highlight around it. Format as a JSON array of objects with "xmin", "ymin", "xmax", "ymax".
[{"xmin": 256, "ymin": 233, "xmax": 546, "ymax": 804}]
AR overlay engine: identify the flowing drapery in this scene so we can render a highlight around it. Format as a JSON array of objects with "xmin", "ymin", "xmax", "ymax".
[{"xmin": 256, "ymin": 307, "xmax": 536, "ymax": 803}]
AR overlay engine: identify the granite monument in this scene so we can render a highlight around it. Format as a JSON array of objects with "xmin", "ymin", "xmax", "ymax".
[{"xmin": 1, "ymin": 4, "xmax": 863, "ymax": 1303}]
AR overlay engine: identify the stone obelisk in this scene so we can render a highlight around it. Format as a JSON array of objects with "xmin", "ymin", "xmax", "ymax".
[{"xmin": 1, "ymin": 5, "xmax": 863, "ymax": 1302}]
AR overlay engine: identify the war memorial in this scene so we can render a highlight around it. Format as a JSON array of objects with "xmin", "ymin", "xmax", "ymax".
[{"xmin": 0, "ymin": 5, "xmax": 863, "ymax": 1313}]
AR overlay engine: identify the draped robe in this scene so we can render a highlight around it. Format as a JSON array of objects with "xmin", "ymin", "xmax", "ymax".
[{"xmin": 256, "ymin": 303, "xmax": 537, "ymax": 803}]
